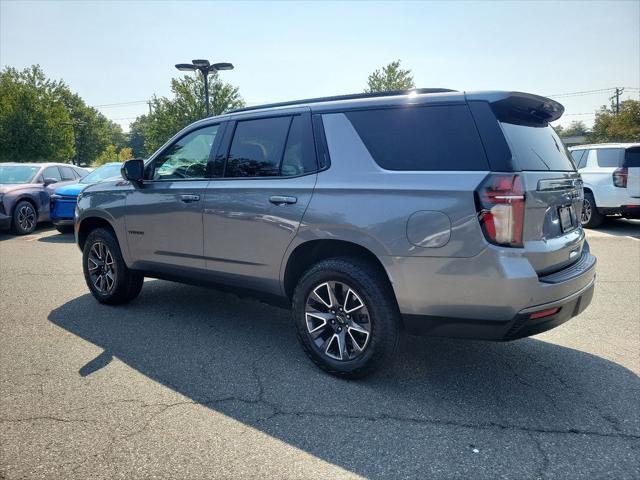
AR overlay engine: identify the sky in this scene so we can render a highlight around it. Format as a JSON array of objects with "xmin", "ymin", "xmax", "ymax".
[{"xmin": 1, "ymin": 0, "xmax": 639, "ymax": 132}]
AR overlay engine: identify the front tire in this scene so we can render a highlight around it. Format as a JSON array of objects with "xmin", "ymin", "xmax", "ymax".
[
  {"xmin": 12, "ymin": 200, "xmax": 37, "ymax": 235},
  {"xmin": 292, "ymin": 257, "xmax": 400, "ymax": 378},
  {"xmin": 581, "ymin": 192, "xmax": 604, "ymax": 228},
  {"xmin": 82, "ymin": 227, "xmax": 143, "ymax": 304}
]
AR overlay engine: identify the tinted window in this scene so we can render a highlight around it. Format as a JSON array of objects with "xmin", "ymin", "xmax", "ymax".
[
  {"xmin": 60, "ymin": 166, "xmax": 76, "ymax": 180},
  {"xmin": 226, "ymin": 116, "xmax": 291, "ymax": 177},
  {"xmin": 345, "ymin": 105, "xmax": 488, "ymax": 171},
  {"xmin": 43, "ymin": 166, "xmax": 62, "ymax": 181},
  {"xmin": 281, "ymin": 116, "xmax": 317, "ymax": 176},
  {"xmin": 596, "ymin": 148, "xmax": 623, "ymax": 168},
  {"xmin": 500, "ymin": 123, "xmax": 574, "ymax": 171},
  {"xmin": 624, "ymin": 147, "xmax": 640, "ymax": 168},
  {"xmin": 152, "ymin": 125, "xmax": 219, "ymax": 180}
]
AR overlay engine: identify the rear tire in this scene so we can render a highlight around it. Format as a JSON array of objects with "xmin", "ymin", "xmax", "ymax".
[
  {"xmin": 55, "ymin": 225, "xmax": 74, "ymax": 234},
  {"xmin": 11, "ymin": 200, "xmax": 37, "ymax": 235},
  {"xmin": 82, "ymin": 227, "xmax": 143, "ymax": 304},
  {"xmin": 292, "ymin": 257, "xmax": 400, "ymax": 379},
  {"xmin": 581, "ymin": 192, "xmax": 604, "ymax": 228}
]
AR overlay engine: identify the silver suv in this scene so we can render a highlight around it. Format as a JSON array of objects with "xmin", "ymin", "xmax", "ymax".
[{"xmin": 75, "ymin": 89, "xmax": 597, "ymax": 377}]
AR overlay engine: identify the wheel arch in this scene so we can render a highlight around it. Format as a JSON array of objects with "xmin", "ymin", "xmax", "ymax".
[
  {"xmin": 77, "ymin": 216, "xmax": 118, "ymax": 251},
  {"xmin": 282, "ymin": 239, "xmax": 394, "ymax": 301}
]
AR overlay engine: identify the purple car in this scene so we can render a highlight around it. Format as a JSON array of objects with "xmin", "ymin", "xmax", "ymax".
[{"xmin": 0, "ymin": 163, "xmax": 89, "ymax": 235}]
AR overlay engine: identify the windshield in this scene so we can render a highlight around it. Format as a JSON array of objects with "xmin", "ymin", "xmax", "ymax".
[
  {"xmin": 0, "ymin": 165, "xmax": 40, "ymax": 184},
  {"xmin": 500, "ymin": 123, "xmax": 575, "ymax": 171},
  {"xmin": 80, "ymin": 163, "xmax": 122, "ymax": 184}
]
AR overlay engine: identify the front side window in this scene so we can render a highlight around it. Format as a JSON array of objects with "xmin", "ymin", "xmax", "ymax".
[
  {"xmin": 570, "ymin": 150, "xmax": 585, "ymax": 169},
  {"xmin": 43, "ymin": 166, "xmax": 62, "ymax": 181},
  {"xmin": 152, "ymin": 125, "xmax": 219, "ymax": 180}
]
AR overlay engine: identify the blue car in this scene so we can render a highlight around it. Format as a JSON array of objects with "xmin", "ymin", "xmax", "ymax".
[{"xmin": 50, "ymin": 162, "xmax": 122, "ymax": 232}]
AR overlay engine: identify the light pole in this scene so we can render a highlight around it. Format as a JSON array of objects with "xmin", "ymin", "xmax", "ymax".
[{"xmin": 175, "ymin": 59, "xmax": 234, "ymax": 116}]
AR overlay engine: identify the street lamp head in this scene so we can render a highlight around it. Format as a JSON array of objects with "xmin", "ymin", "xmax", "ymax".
[
  {"xmin": 211, "ymin": 62, "xmax": 234, "ymax": 71},
  {"xmin": 191, "ymin": 59, "xmax": 210, "ymax": 68},
  {"xmin": 175, "ymin": 63, "xmax": 197, "ymax": 72}
]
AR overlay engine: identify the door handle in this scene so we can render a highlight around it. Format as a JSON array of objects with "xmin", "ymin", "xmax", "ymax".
[
  {"xmin": 180, "ymin": 194, "xmax": 201, "ymax": 203},
  {"xmin": 269, "ymin": 195, "xmax": 297, "ymax": 205}
]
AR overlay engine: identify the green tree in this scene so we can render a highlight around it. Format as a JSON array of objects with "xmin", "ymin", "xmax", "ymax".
[
  {"xmin": 0, "ymin": 64, "xmax": 125, "ymax": 165},
  {"xmin": 552, "ymin": 124, "xmax": 564, "ymax": 136},
  {"xmin": 561, "ymin": 121, "xmax": 588, "ymax": 137},
  {"xmin": 134, "ymin": 73, "xmax": 244, "ymax": 154},
  {"xmin": 0, "ymin": 65, "xmax": 75, "ymax": 162},
  {"xmin": 587, "ymin": 100, "xmax": 640, "ymax": 143},
  {"xmin": 365, "ymin": 60, "xmax": 415, "ymax": 93},
  {"xmin": 94, "ymin": 145, "xmax": 133, "ymax": 166}
]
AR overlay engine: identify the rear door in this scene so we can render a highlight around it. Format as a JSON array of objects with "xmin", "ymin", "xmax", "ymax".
[
  {"xmin": 498, "ymin": 120, "xmax": 584, "ymax": 275},
  {"xmin": 624, "ymin": 146, "xmax": 640, "ymax": 198},
  {"xmin": 202, "ymin": 110, "xmax": 317, "ymax": 294}
]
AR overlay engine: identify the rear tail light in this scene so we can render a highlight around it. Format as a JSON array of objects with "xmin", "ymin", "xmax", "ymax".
[
  {"xmin": 613, "ymin": 167, "xmax": 628, "ymax": 188},
  {"xmin": 529, "ymin": 307, "xmax": 560, "ymax": 320},
  {"xmin": 475, "ymin": 174, "xmax": 525, "ymax": 248}
]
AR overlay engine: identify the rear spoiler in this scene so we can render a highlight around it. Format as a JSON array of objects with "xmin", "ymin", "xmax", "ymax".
[{"xmin": 466, "ymin": 91, "xmax": 564, "ymax": 126}]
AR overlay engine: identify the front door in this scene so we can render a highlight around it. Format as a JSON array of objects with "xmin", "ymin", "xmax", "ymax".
[
  {"xmin": 203, "ymin": 112, "xmax": 318, "ymax": 293},
  {"xmin": 125, "ymin": 124, "xmax": 221, "ymax": 270}
]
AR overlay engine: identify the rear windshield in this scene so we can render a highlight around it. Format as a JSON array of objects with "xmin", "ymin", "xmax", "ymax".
[
  {"xmin": 500, "ymin": 122, "xmax": 575, "ymax": 171},
  {"xmin": 345, "ymin": 105, "xmax": 489, "ymax": 171},
  {"xmin": 624, "ymin": 147, "xmax": 640, "ymax": 168}
]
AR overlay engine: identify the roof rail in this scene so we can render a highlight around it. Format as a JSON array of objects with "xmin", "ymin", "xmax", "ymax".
[{"xmin": 229, "ymin": 87, "xmax": 457, "ymax": 114}]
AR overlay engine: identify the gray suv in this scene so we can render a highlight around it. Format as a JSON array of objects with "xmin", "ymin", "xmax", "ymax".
[{"xmin": 75, "ymin": 89, "xmax": 597, "ymax": 377}]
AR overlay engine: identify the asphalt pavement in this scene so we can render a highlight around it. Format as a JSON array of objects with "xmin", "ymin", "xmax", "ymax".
[{"xmin": 1, "ymin": 220, "xmax": 639, "ymax": 479}]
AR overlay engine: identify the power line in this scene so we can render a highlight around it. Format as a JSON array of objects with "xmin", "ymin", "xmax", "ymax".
[{"xmin": 548, "ymin": 88, "xmax": 616, "ymax": 98}]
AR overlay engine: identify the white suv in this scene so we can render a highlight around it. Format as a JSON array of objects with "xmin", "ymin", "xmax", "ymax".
[{"xmin": 569, "ymin": 143, "xmax": 640, "ymax": 227}]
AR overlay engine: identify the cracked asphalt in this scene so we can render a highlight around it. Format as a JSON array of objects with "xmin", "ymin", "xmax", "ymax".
[{"xmin": 1, "ymin": 220, "xmax": 639, "ymax": 479}]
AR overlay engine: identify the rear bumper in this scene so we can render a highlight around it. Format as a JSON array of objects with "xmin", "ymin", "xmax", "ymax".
[
  {"xmin": 599, "ymin": 204, "xmax": 640, "ymax": 218},
  {"xmin": 384, "ymin": 241, "xmax": 597, "ymax": 339},
  {"xmin": 402, "ymin": 277, "xmax": 595, "ymax": 340}
]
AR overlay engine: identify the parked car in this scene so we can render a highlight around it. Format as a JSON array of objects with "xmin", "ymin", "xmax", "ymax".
[
  {"xmin": 75, "ymin": 89, "xmax": 596, "ymax": 378},
  {"xmin": 0, "ymin": 163, "xmax": 88, "ymax": 235},
  {"xmin": 50, "ymin": 162, "xmax": 122, "ymax": 233},
  {"xmin": 568, "ymin": 143, "xmax": 640, "ymax": 227}
]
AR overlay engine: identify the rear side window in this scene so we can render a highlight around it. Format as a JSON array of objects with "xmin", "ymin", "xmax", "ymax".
[
  {"xmin": 226, "ymin": 115, "xmax": 316, "ymax": 177},
  {"xmin": 345, "ymin": 105, "xmax": 489, "ymax": 171},
  {"xmin": 624, "ymin": 147, "xmax": 640, "ymax": 168},
  {"xmin": 595, "ymin": 148, "xmax": 624, "ymax": 167},
  {"xmin": 499, "ymin": 123, "xmax": 575, "ymax": 171}
]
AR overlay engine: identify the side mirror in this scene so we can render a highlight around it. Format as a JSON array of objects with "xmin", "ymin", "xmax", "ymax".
[
  {"xmin": 43, "ymin": 178, "xmax": 58, "ymax": 186},
  {"xmin": 121, "ymin": 158, "xmax": 145, "ymax": 185}
]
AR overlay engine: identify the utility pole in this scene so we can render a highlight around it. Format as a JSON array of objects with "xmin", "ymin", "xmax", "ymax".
[
  {"xmin": 610, "ymin": 87, "xmax": 625, "ymax": 114},
  {"xmin": 147, "ymin": 101, "xmax": 152, "ymax": 115}
]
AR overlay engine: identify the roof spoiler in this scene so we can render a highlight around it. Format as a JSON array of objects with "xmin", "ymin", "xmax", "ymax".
[{"xmin": 483, "ymin": 92, "xmax": 564, "ymax": 126}]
